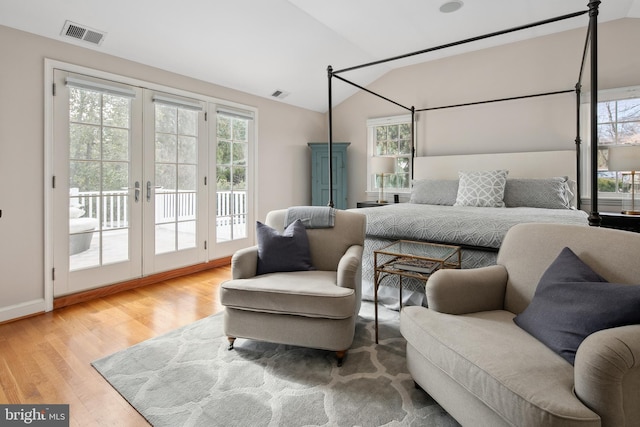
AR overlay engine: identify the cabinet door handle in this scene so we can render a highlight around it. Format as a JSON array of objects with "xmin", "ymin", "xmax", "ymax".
[{"xmin": 147, "ymin": 181, "xmax": 151, "ymax": 202}]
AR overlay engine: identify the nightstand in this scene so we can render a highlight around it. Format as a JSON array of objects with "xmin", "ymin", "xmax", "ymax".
[{"xmin": 600, "ymin": 212, "xmax": 640, "ymax": 233}]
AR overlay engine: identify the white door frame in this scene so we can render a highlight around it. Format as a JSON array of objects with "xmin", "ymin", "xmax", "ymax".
[{"xmin": 44, "ymin": 59, "xmax": 257, "ymax": 311}]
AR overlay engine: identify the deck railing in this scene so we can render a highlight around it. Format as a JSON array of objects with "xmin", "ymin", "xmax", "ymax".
[{"xmin": 70, "ymin": 189, "xmax": 246, "ymax": 229}]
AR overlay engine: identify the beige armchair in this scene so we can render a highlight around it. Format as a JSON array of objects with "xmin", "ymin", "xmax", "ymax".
[
  {"xmin": 220, "ymin": 208, "xmax": 366, "ymax": 366},
  {"xmin": 401, "ymin": 223, "xmax": 640, "ymax": 427}
]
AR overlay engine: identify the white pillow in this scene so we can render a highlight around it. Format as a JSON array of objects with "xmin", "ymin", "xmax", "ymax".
[{"xmin": 454, "ymin": 169, "xmax": 509, "ymax": 207}]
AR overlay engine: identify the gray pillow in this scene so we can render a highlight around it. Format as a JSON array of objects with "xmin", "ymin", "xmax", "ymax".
[
  {"xmin": 503, "ymin": 177, "xmax": 573, "ymax": 209},
  {"xmin": 454, "ymin": 169, "xmax": 508, "ymax": 207},
  {"xmin": 410, "ymin": 179, "xmax": 459, "ymax": 205},
  {"xmin": 514, "ymin": 247, "xmax": 640, "ymax": 365},
  {"xmin": 256, "ymin": 219, "xmax": 313, "ymax": 275}
]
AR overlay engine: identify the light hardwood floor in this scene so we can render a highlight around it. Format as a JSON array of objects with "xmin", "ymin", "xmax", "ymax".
[{"xmin": 0, "ymin": 266, "xmax": 230, "ymax": 426}]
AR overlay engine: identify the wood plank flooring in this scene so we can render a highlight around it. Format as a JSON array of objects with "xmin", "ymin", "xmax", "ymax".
[{"xmin": 0, "ymin": 266, "xmax": 230, "ymax": 426}]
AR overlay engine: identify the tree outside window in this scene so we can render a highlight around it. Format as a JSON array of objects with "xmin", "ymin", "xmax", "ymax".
[
  {"xmin": 596, "ymin": 97, "xmax": 640, "ymax": 194},
  {"xmin": 368, "ymin": 115, "xmax": 413, "ymax": 193}
]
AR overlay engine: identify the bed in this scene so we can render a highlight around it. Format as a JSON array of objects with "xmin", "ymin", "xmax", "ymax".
[
  {"xmin": 349, "ymin": 150, "xmax": 589, "ymax": 308},
  {"xmin": 327, "ymin": 2, "xmax": 602, "ymax": 308},
  {"xmin": 326, "ymin": 1, "xmax": 602, "ymax": 220}
]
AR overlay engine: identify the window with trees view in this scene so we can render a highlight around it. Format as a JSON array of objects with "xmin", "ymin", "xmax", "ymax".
[
  {"xmin": 596, "ymin": 94, "xmax": 640, "ymax": 195},
  {"xmin": 68, "ymin": 85, "xmax": 133, "ymax": 269},
  {"xmin": 367, "ymin": 115, "xmax": 413, "ymax": 193},
  {"xmin": 216, "ymin": 113, "xmax": 249, "ymax": 242}
]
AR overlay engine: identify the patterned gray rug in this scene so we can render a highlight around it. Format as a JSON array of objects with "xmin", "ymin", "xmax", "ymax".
[{"xmin": 92, "ymin": 302, "xmax": 459, "ymax": 427}]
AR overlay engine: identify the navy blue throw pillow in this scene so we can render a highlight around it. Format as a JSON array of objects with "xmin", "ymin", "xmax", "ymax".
[
  {"xmin": 256, "ymin": 219, "xmax": 313, "ymax": 275},
  {"xmin": 514, "ymin": 247, "xmax": 640, "ymax": 365}
]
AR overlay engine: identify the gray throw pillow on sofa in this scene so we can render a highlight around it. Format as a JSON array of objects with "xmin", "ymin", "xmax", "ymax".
[
  {"xmin": 514, "ymin": 247, "xmax": 640, "ymax": 365},
  {"xmin": 256, "ymin": 219, "xmax": 313, "ymax": 275},
  {"xmin": 410, "ymin": 179, "xmax": 459, "ymax": 205}
]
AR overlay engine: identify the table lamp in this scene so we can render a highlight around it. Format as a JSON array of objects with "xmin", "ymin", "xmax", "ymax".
[
  {"xmin": 608, "ymin": 144, "xmax": 640, "ymax": 215},
  {"xmin": 371, "ymin": 156, "xmax": 395, "ymax": 203}
]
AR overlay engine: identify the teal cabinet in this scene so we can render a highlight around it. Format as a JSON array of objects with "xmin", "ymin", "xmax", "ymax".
[{"xmin": 308, "ymin": 142, "xmax": 349, "ymax": 210}]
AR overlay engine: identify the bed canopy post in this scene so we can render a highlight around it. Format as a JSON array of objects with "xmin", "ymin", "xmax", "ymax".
[
  {"xmin": 588, "ymin": 0, "xmax": 601, "ymax": 226},
  {"xmin": 327, "ymin": 65, "xmax": 335, "ymax": 208},
  {"xmin": 575, "ymin": 82, "xmax": 582, "ymax": 210},
  {"xmin": 411, "ymin": 106, "xmax": 416, "ymax": 180}
]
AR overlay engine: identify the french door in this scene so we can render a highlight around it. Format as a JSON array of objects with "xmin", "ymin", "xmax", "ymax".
[
  {"xmin": 52, "ymin": 70, "xmax": 208, "ymax": 296},
  {"xmin": 142, "ymin": 91, "xmax": 207, "ymax": 275}
]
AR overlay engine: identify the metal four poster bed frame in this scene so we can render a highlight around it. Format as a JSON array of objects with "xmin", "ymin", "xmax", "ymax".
[{"xmin": 326, "ymin": 0, "xmax": 602, "ymax": 226}]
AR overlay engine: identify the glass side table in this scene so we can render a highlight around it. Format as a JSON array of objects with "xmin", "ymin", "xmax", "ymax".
[{"xmin": 373, "ymin": 240, "xmax": 461, "ymax": 343}]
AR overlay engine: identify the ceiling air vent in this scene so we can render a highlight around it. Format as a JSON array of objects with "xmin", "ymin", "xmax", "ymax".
[
  {"xmin": 61, "ymin": 20, "xmax": 106, "ymax": 46},
  {"xmin": 271, "ymin": 89, "xmax": 290, "ymax": 100}
]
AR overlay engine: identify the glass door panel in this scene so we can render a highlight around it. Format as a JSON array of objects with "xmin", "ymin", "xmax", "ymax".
[
  {"xmin": 154, "ymin": 104, "xmax": 199, "ymax": 254},
  {"xmin": 216, "ymin": 115, "xmax": 249, "ymax": 242},
  {"xmin": 68, "ymin": 88, "xmax": 132, "ymax": 271}
]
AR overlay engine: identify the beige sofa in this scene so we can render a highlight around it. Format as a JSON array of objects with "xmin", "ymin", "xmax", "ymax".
[{"xmin": 400, "ymin": 223, "xmax": 640, "ymax": 427}]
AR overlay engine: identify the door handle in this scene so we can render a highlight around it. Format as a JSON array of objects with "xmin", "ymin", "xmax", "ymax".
[
  {"xmin": 134, "ymin": 181, "xmax": 140, "ymax": 202},
  {"xmin": 147, "ymin": 181, "xmax": 152, "ymax": 202}
]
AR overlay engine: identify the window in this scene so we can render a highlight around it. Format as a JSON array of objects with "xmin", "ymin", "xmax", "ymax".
[
  {"xmin": 587, "ymin": 87, "xmax": 640, "ymax": 197},
  {"xmin": 367, "ymin": 115, "xmax": 413, "ymax": 193},
  {"xmin": 216, "ymin": 109, "xmax": 253, "ymax": 242}
]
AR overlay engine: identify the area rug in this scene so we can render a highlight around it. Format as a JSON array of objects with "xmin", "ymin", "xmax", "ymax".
[{"xmin": 92, "ymin": 302, "xmax": 460, "ymax": 427}]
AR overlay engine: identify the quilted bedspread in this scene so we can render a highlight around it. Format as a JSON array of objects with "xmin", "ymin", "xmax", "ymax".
[{"xmin": 352, "ymin": 203, "xmax": 589, "ymax": 249}]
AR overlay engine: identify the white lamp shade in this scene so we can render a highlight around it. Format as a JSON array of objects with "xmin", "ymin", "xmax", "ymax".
[
  {"xmin": 608, "ymin": 145, "xmax": 640, "ymax": 171},
  {"xmin": 371, "ymin": 156, "xmax": 395, "ymax": 174}
]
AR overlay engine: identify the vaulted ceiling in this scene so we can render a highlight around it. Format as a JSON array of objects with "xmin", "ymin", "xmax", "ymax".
[{"xmin": 1, "ymin": 0, "xmax": 639, "ymax": 112}]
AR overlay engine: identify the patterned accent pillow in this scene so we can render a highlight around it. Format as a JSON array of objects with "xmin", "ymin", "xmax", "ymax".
[{"xmin": 454, "ymin": 169, "xmax": 508, "ymax": 207}]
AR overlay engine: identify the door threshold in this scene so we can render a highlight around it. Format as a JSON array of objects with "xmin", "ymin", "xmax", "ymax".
[{"xmin": 53, "ymin": 257, "xmax": 231, "ymax": 309}]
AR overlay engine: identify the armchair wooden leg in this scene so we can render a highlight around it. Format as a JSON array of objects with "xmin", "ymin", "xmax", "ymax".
[
  {"xmin": 227, "ymin": 337, "xmax": 236, "ymax": 351},
  {"xmin": 336, "ymin": 350, "xmax": 346, "ymax": 367}
]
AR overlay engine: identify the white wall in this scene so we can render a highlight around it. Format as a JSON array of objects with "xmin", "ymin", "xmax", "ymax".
[
  {"xmin": 0, "ymin": 25, "xmax": 326, "ymax": 321},
  {"xmin": 331, "ymin": 18, "xmax": 640, "ymax": 206}
]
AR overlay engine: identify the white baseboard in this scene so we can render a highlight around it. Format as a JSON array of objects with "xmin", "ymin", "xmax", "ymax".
[{"xmin": 0, "ymin": 299, "xmax": 46, "ymax": 323}]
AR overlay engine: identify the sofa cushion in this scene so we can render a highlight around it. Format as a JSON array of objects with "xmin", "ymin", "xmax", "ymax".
[
  {"xmin": 400, "ymin": 306, "xmax": 599, "ymax": 426},
  {"xmin": 514, "ymin": 247, "xmax": 640, "ymax": 364},
  {"xmin": 256, "ymin": 219, "xmax": 313, "ymax": 275},
  {"xmin": 454, "ymin": 169, "xmax": 508, "ymax": 208},
  {"xmin": 221, "ymin": 270, "xmax": 355, "ymax": 319}
]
